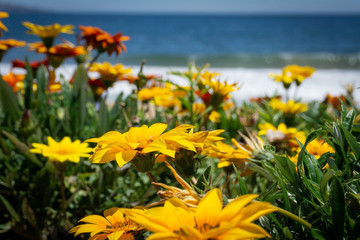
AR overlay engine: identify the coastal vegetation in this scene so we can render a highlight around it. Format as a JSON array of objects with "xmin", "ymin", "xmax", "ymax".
[{"xmin": 0, "ymin": 12, "xmax": 359, "ymax": 240}]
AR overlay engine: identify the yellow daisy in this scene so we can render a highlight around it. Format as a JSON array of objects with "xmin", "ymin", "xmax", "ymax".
[
  {"xmin": 30, "ymin": 136, "xmax": 92, "ymax": 163},
  {"xmin": 124, "ymin": 188, "xmax": 277, "ymax": 240},
  {"xmin": 70, "ymin": 207, "xmax": 141, "ymax": 240},
  {"xmin": 0, "ymin": 12, "xmax": 9, "ymax": 36}
]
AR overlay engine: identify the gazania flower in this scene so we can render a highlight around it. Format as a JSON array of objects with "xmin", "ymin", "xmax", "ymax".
[
  {"xmin": 97, "ymin": 31, "xmax": 130, "ymax": 56},
  {"xmin": 0, "ymin": 12, "xmax": 9, "ymax": 36},
  {"xmin": 78, "ymin": 25, "xmax": 106, "ymax": 50},
  {"xmin": 0, "ymin": 39, "xmax": 26, "ymax": 61},
  {"xmin": 23, "ymin": 22, "xmax": 74, "ymax": 48},
  {"xmin": 270, "ymin": 65, "xmax": 315, "ymax": 88},
  {"xmin": 12, "ymin": 58, "xmax": 49, "ymax": 77},
  {"xmin": 196, "ymin": 72, "xmax": 240, "ymax": 110},
  {"xmin": 269, "ymin": 98, "xmax": 308, "ymax": 116},
  {"xmin": 324, "ymin": 94, "xmax": 346, "ymax": 110},
  {"xmin": 1, "ymin": 72, "xmax": 25, "ymax": 92},
  {"xmin": 29, "ymin": 42, "xmax": 85, "ymax": 68},
  {"xmin": 86, "ymin": 123, "xmax": 195, "ymax": 172},
  {"xmin": 70, "ymin": 207, "xmax": 141, "ymax": 240},
  {"xmin": 137, "ymin": 84, "xmax": 183, "ymax": 109},
  {"xmin": 258, "ymin": 122, "xmax": 306, "ymax": 152},
  {"xmin": 290, "ymin": 138, "xmax": 334, "ymax": 169},
  {"xmin": 124, "ymin": 188, "xmax": 277, "ymax": 240},
  {"xmin": 205, "ymin": 133, "xmax": 264, "ymax": 169},
  {"xmin": 30, "ymin": 136, "xmax": 92, "ymax": 163},
  {"xmin": 89, "ymin": 62, "xmax": 132, "ymax": 88}
]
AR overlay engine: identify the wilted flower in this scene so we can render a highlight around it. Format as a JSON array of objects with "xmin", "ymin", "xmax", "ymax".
[
  {"xmin": 124, "ymin": 188, "xmax": 277, "ymax": 240},
  {"xmin": 30, "ymin": 136, "xmax": 92, "ymax": 163},
  {"xmin": 324, "ymin": 94, "xmax": 347, "ymax": 110},
  {"xmin": 70, "ymin": 207, "xmax": 141, "ymax": 240}
]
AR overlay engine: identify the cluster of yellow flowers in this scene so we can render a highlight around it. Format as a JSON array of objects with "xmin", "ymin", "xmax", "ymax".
[
  {"xmin": 270, "ymin": 64, "xmax": 315, "ymax": 88},
  {"xmin": 29, "ymin": 123, "xmax": 280, "ymax": 240}
]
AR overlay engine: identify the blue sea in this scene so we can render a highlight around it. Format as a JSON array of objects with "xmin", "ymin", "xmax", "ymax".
[{"xmin": 3, "ymin": 13, "xmax": 360, "ymax": 69}]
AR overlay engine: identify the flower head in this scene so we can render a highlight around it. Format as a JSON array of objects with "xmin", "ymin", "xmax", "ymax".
[
  {"xmin": 23, "ymin": 22, "xmax": 74, "ymax": 48},
  {"xmin": 0, "ymin": 12, "xmax": 9, "ymax": 36},
  {"xmin": 1, "ymin": 72, "xmax": 25, "ymax": 92},
  {"xmin": 70, "ymin": 207, "xmax": 141, "ymax": 240},
  {"xmin": 269, "ymin": 98, "xmax": 308, "ymax": 116},
  {"xmin": 0, "ymin": 39, "xmax": 26, "ymax": 61},
  {"xmin": 270, "ymin": 64, "xmax": 315, "ymax": 88},
  {"xmin": 89, "ymin": 62, "xmax": 132, "ymax": 88},
  {"xmin": 86, "ymin": 123, "xmax": 196, "ymax": 172},
  {"xmin": 78, "ymin": 25, "xmax": 130, "ymax": 56},
  {"xmin": 124, "ymin": 188, "xmax": 277, "ymax": 240},
  {"xmin": 30, "ymin": 136, "xmax": 92, "ymax": 163}
]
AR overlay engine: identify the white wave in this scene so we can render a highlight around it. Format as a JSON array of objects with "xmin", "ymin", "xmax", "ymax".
[{"xmin": 1, "ymin": 63, "xmax": 359, "ymax": 104}]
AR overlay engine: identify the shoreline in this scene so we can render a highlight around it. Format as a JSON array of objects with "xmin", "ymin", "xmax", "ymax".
[{"xmin": 1, "ymin": 63, "xmax": 359, "ymax": 104}]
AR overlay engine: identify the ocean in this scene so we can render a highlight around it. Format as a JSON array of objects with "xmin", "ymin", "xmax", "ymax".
[
  {"xmin": 1, "ymin": 13, "xmax": 360, "ymax": 102},
  {"xmin": 3, "ymin": 13, "xmax": 360, "ymax": 68}
]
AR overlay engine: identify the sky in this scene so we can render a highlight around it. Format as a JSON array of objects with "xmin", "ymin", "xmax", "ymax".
[{"xmin": 3, "ymin": 0, "xmax": 360, "ymax": 14}]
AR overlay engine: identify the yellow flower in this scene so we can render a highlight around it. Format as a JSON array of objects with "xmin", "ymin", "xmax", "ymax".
[
  {"xmin": 70, "ymin": 207, "xmax": 141, "ymax": 240},
  {"xmin": 23, "ymin": 22, "xmax": 74, "ymax": 38},
  {"xmin": 86, "ymin": 123, "xmax": 195, "ymax": 172},
  {"xmin": 124, "ymin": 188, "xmax": 277, "ymax": 240},
  {"xmin": 283, "ymin": 64, "xmax": 315, "ymax": 84},
  {"xmin": 269, "ymin": 98, "xmax": 308, "ymax": 115},
  {"xmin": 270, "ymin": 65, "xmax": 315, "ymax": 88},
  {"xmin": 192, "ymin": 102, "xmax": 206, "ymax": 114},
  {"xmin": 90, "ymin": 62, "xmax": 132, "ymax": 87},
  {"xmin": 23, "ymin": 22, "xmax": 74, "ymax": 48},
  {"xmin": 30, "ymin": 136, "xmax": 92, "ymax": 163},
  {"xmin": 0, "ymin": 12, "xmax": 9, "ymax": 36},
  {"xmin": 0, "ymin": 39, "xmax": 26, "ymax": 61},
  {"xmin": 138, "ymin": 84, "xmax": 182, "ymax": 109},
  {"xmin": 0, "ymin": 39, "xmax": 26, "ymax": 50},
  {"xmin": 209, "ymin": 110, "xmax": 221, "ymax": 123}
]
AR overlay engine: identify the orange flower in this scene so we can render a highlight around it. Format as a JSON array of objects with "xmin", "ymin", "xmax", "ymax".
[
  {"xmin": 79, "ymin": 25, "xmax": 130, "ymax": 56},
  {"xmin": 325, "ymin": 94, "xmax": 346, "ymax": 110},
  {"xmin": 97, "ymin": 31, "xmax": 130, "ymax": 56},
  {"xmin": 2, "ymin": 72, "xmax": 25, "ymax": 92},
  {"xmin": 78, "ymin": 25, "xmax": 106, "ymax": 50},
  {"xmin": 29, "ymin": 42, "xmax": 85, "ymax": 68}
]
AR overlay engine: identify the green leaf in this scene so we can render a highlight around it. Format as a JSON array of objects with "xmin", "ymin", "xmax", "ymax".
[
  {"xmin": 35, "ymin": 65, "xmax": 48, "ymax": 116},
  {"xmin": 330, "ymin": 176, "xmax": 345, "ymax": 239},
  {"xmin": 320, "ymin": 169, "xmax": 336, "ymax": 202},
  {"xmin": 98, "ymin": 98, "xmax": 109, "ymax": 135},
  {"xmin": 273, "ymin": 154, "xmax": 301, "ymax": 188},
  {"xmin": 0, "ymin": 75, "xmax": 21, "ymax": 122},
  {"xmin": 342, "ymin": 109, "xmax": 355, "ymax": 132},
  {"xmin": 340, "ymin": 124, "xmax": 360, "ymax": 160},
  {"xmin": 195, "ymin": 165, "xmax": 211, "ymax": 190},
  {"xmin": 232, "ymin": 163, "xmax": 248, "ymax": 195},
  {"xmin": 24, "ymin": 57, "xmax": 34, "ymax": 110},
  {"xmin": 2, "ymin": 130, "xmax": 42, "ymax": 167},
  {"xmin": 0, "ymin": 194, "xmax": 20, "ymax": 222}
]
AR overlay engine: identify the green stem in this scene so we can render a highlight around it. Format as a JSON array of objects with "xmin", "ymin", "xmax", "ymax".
[
  {"xmin": 275, "ymin": 206, "xmax": 312, "ymax": 229},
  {"xmin": 147, "ymin": 171, "xmax": 161, "ymax": 192},
  {"xmin": 59, "ymin": 171, "xmax": 67, "ymax": 223}
]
